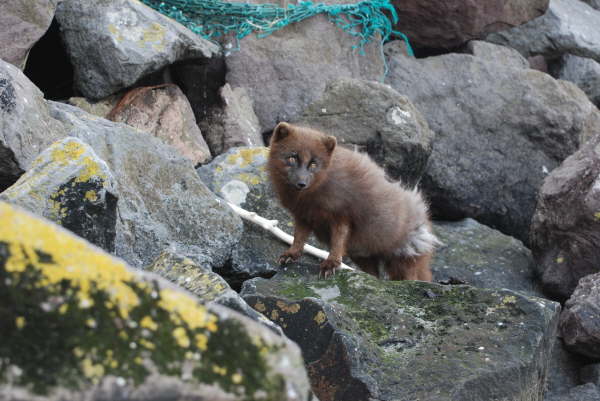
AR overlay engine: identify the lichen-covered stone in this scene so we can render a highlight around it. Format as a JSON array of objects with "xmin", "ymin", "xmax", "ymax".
[
  {"xmin": 47, "ymin": 101, "xmax": 242, "ymax": 270},
  {"xmin": 242, "ymin": 265, "xmax": 560, "ymax": 401},
  {"xmin": 0, "ymin": 59, "xmax": 66, "ymax": 191},
  {"xmin": 432, "ymin": 218, "xmax": 539, "ymax": 296},
  {"xmin": 145, "ymin": 250, "xmax": 281, "ymax": 334},
  {"xmin": 197, "ymin": 147, "xmax": 321, "ymax": 287},
  {"xmin": 0, "ymin": 201, "xmax": 310, "ymax": 401},
  {"xmin": 296, "ymin": 78, "xmax": 435, "ymax": 186},
  {"xmin": 0, "ymin": 137, "xmax": 118, "ymax": 252},
  {"xmin": 55, "ymin": 0, "xmax": 219, "ymax": 99}
]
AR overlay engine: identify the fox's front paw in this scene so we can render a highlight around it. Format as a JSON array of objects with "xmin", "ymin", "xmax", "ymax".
[
  {"xmin": 278, "ymin": 249, "xmax": 302, "ymax": 265},
  {"xmin": 319, "ymin": 258, "xmax": 341, "ymax": 279}
]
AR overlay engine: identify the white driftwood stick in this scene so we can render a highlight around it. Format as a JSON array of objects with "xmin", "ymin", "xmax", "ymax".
[{"xmin": 227, "ymin": 202, "xmax": 354, "ymax": 271}]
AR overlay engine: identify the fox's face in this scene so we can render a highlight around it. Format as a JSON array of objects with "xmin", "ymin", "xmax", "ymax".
[{"xmin": 268, "ymin": 122, "xmax": 336, "ymax": 191}]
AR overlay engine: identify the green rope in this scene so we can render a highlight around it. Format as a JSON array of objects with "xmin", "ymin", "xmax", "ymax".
[{"xmin": 140, "ymin": 0, "xmax": 414, "ymax": 57}]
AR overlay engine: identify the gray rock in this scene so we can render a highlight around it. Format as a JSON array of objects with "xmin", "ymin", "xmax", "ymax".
[
  {"xmin": 530, "ymin": 132, "xmax": 600, "ymax": 301},
  {"xmin": 581, "ymin": 363, "xmax": 600, "ymax": 386},
  {"xmin": 241, "ymin": 266, "xmax": 560, "ymax": 401},
  {"xmin": 0, "ymin": 137, "xmax": 118, "ymax": 252},
  {"xmin": 0, "ymin": 0, "xmax": 57, "ymax": 69},
  {"xmin": 544, "ymin": 338, "xmax": 590, "ymax": 400},
  {"xmin": 199, "ymin": 83, "xmax": 263, "ymax": 157},
  {"xmin": 107, "ymin": 84, "xmax": 212, "ymax": 165},
  {"xmin": 582, "ymin": 0, "xmax": 600, "ymax": 9},
  {"xmin": 392, "ymin": 0, "xmax": 549, "ymax": 49},
  {"xmin": 385, "ymin": 50, "xmax": 600, "ymax": 243},
  {"xmin": 432, "ymin": 218, "xmax": 539, "ymax": 296},
  {"xmin": 48, "ymin": 101, "xmax": 242, "ymax": 269},
  {"xmin": 0, "ymin": 201, "xmax": 310, "ymax": 401},
  {"xmin": 223, "ymin": 0, "xmax": 384, "ymax": 129},
  {"xmin": 145, "ymin": 250, "xmax": 282, "ymax": 334},
  {"xmin": 464, "ymin": 40, "xmax": 529, "ymax": 69},
  {"xmin": 0, "ymin": 59, "xmax": 66, "ymax": 191},
  {"xmin": 197, "ymin": 147, "xmax": 321, "ymax": 287},
  {"xmin": 487, "ymin": 0, "xmax": 600, "ymax": 62},
  {"xmin": 55, "ymin": 0, "xmax": 219, "ymax": 99},
  {"xmin": 560, "ymin": 272, "xmax": 600, "ymax": 358},
  {"xmin": 545, "ymin": 383, "xmax": 600, "ymax": 401},
  {"xmin": 550, "ymin": 54, "xmax": 600, "ymax": 107},
  {"xmin": 296, "ymin": 78, "xmax": 435, "ymax": 186}
]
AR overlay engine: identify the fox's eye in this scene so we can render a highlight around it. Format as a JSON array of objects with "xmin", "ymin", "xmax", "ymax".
[
  {"xmin": 308, "ymin": 161, "xmax": 318, "ymax": 170},
  {"xmin": 287, "ymin": 156, "xmax": 296, "ymax": 164}
]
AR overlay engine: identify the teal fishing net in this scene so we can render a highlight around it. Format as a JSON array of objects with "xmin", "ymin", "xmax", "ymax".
[{"xmin": 140, "ymin": 0, "xmax": 413, "ymax": 56}]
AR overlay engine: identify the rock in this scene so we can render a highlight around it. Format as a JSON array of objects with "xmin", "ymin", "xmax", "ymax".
[
  {"xmin": 145, "ymin": 250, "xmax": 282, "ymax": 334},
  {"xmin": 546, "ymin": 383, "xmax": 600, "ymax": 401},
  {"xmin": 296, "ymin": 78, "xmax": 435, "ymax": 186},
  {"xmin": 66, "ymin": 96, "xmax": 120, "ymax": 119},
  {"xmin": 199, "ymin": 84, "xmax": 263, "ymax": 157},
  {"xmin": 54, "ymin": 0, "xmax": 219, "ymax": 99},
  {"xmin": 0, "ymin": 137, "xmax": 118, "ymax": 252},
  {"xmin": 486, "ymin": 0, "xmax": 600, "ymax": 62},
  {"xmin": 48, "ymin": 101, "xmax": 242, "ymax": 269},
  {"xmin": 223, "ymin": 0, "xmax": 384, "ymax": 129},
  {"xmin": 241, "ymin": 265, "xmax": 560, "ymax": 401},
  {"xmin": 432, "ymin": 218, "xmax": 539, "ymax": 296},
  {"xmin": 544, "ymin": 338, "xmax": 590, "ymax": 399},
  {"xmin": 0, "ymin": 0, "xmax": 57, "ymax": 69},
  {"xmin": 464, "ymin": 40, "xmax": 529, "ymax": 69},
  {"xmin": 0, "ymin": 201, "xmax": 310, "ymax": 401},
  {"xmin": 385, "ymin": 49, "xmax": 600, "ymax": 243},
  {"xmin": 197, "ymin": 147, "xmax": 321, "ymax": 287},
  {"xmin": 107, "ymin": 84, "xmax": 211, "ymax": 165},
  {"xmin": 529, "ymin": 55, "xmax": 549, "ymax": 73},
  {"xmin": 391, "ymin": 0, "xmax": 549, "ymax": 49},
  {"xmin": 560, "ymin": 272, "xmax": 600, "ymax": 358},
  {"xmin": 550, "ymin": 54, "xmax": 600, "ymax": 107},
  {"xmin": 582, "ymin": 0, "xmax": 600, "ymax": 9},
  {"xmin": 0, "ymin": 59, "xmax": 66, "ymax": 191},
  {"xmin": 581, "ymin": 363, "xmax": 600, "ymax": 386},
  {"xmin": 530, "ymin": 133, "xmax": 600, "ymax": 301}
]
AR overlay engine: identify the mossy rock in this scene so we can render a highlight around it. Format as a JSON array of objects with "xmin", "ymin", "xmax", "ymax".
[
  {"xmin": 0, "ymin": 202, "xmax": 310, "ymax": 401},
  {"xmin": 0, "ymin": 137, "xmax": 117, "ymax": 252},
  {"xmin": 241, "ymin": 264, "xmax": 561, "ymax": 401}
]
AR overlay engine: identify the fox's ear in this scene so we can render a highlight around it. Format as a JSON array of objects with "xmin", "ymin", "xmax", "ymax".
[
  {"xmin": 322, "ymin": 135, "xmax": 336, "ymax": 154},
  {"xmin": 271, "ymin": 122, "xmax": 291, "ymax": 143}
]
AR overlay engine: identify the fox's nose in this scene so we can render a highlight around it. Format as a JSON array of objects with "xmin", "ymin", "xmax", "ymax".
[{"xmin": 296, "ymin": 182, "xmax": 307, "ymax": 189}]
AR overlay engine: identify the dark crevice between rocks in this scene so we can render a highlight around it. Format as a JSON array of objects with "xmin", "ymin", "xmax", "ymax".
[
  {"xmin": 413, "ymin": 44, "xmax": 464, "ymax": 59},
  {"xmin": 23, "ymin": 18, "xmax": 75, "ymax": 100},
  {"xmin": 0, "ymin": 147, "xmax": 23, "ymax": 193},
  {"xmin": 214, "ymin": 258, "xmax": 277, "ymax": 293}
]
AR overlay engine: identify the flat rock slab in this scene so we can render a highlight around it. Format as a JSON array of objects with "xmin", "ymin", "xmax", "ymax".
[{"xmin": 242, "ymin": 265, "xmax": 561, "ymax": 401}]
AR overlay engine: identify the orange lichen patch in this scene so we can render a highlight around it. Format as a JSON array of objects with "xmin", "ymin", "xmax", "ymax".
[{"xmin": 225, "ymin": 147, "xmax": 268, "ymax": 168}]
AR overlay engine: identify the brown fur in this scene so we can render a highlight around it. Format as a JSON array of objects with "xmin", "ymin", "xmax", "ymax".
[{"xmin": 267, "ymin": 122, "xmax": 437, "ymax": 281}]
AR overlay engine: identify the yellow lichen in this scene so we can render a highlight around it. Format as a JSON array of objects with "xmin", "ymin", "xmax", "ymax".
[
  {"xmin": 232, "ymin": 373, "xmax": 243, "ymax": 384},
  {"xmin": 276, "ymin": 300, "xmax": 300, "ymax": 314},
  {"xmin": 81, "ymin": 358, "xmax": 105, "ymax": 380},
  {"xmin": 595, "ymin": 212, "xmax": 600, "ymax": 220},
  {"xmin": 15, "ymin": 316, "xmax": 26, "ymax": 329},
  {"xmin": 140, "ymin": 316, "xmax": 158, "ymax": 331},
  {"xmin": 556, "ymin": 257, "xmax": 565, "ymax": 264},
  {"xmin": 212, "ymin": 365, "xmax": 227, "ymax": 376},
  {"xmin": 314, "ymin": 311, "xmax": 327, "ymax": 325},
  {"xmin": 172, "ymin": 327, "xmax": 190, "ymax": 348},
  {"xmin": 270, "ymin": 309, "xmax": 279, "ymax": 321},
  {"xmin": 84, "ymin": 190, "xmax": 98, "ymax": 202},
  {"xmin": 226, "ymin": 147, "xmax": 268, "ymax": 168},
  {"xmin": 195, "ymin": 333, "xmax": 208, "ymax": 351},
  {"xmin": 235, "ymin": 172, "xmax": 261, "ymax": 186},
  {"xmin": 254, "ymin": 301, "xmax": 266, "ymax": 312}
]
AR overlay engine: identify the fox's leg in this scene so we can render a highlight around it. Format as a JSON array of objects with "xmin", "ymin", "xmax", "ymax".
[
  {"xmin": 278, "ymin": 218, "xmax": 311, "ymax": 265},
  {"xmin": 385, "ymin": 253, "xmax": 433, "ymax": 281},
  {"xmin": 350, "ymin": 256, "xmax": 381, "ymax": 278},
  {"xmin": 320, "ymin": 220, "xmax": 350, "ymax": 278}
]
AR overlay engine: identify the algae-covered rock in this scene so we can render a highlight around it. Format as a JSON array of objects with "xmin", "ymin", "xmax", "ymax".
[
  {"xmin": 432, "ymin": 218, "xmax": 539, "ymax": 296},
  {"xmin": 0, "ymin": 201, "xmax": 310, "ymax": 401},
  {"xmin": 145, "ymin": 250, "xmax": 281, "ymax": 334},
  {"xmin": 241, "ymin": 265, "xmax": 560, "ymax": 401},
  {"xmin": 48, "ymin": 101, "xmax": 242, "ymax": 269},
  {"xmin": 0, "ymin": 137, "xmax": 118, "ymax": 252},
  {"xmin": 197, "ymin": 147, "xmax": 321, "ymax": 287}
]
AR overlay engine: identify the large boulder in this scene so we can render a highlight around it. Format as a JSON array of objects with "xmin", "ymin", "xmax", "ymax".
[
  {"xmin": 432, "ymin": 218, "xmax": 538, "ymax": 296},
  {"xmin": 241, "ymin": 265, "xmax": 560, "ymax": 401},
  {"xmin": 107, "ymin": 84, "xmax": 212, "ymax": 165},
  {"xmin": 48, "ymin": 101, "xmax": 242, "ymax": 269},
  {"xmin": 0, "ymin": 59, "xmax": 66, "ymax": 191},
  {"xmin": 530, "ymin": 133, "xmax": 600, "ymax": 301},
  {"xmin": 550, "ymin": 54, "xmax": 600, "ymax": 107},
  {"xmin": 0, "ymin": 201, "xmax": 310, "ymax": 401},
  {"xmin": 54, "ymin": 0, "xmax": 219, "ymax": 99},
  {"xmin": 223, "ymin": 0, "xmax": 384, "ymax": 129},
  {"xmin": 560, "ymin": 272, "xmax": 600, "ymax": 359},
  {"xmin": 0, "ymin": 0, "xmax": 57, "ymax": 69},
  {"xmin": 296, "ymin": 78, "xmax": 435, "ymax": 186},
  {"xmin": 0, "ymin": 137, "xmax": 118, "ymax": 252},
  {"xmin": 199, "ymin": 83, "xmax": 263, "ymax": 157},
  {"xmin": 391, "ymin": 0, "xmax": 549, "ymax": 49},
  {"xmin": 486, "ymin": 0, "xmax": 600, "ymax": 62},
  {"xmin": 385, "ymin": 44, "xmax": 600, "ymax": 243}
]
